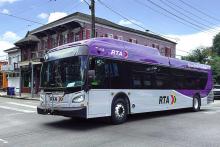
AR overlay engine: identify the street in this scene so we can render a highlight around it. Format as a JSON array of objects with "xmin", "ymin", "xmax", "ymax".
[{"xmin": 0, "ymin": 97, "xmax": 220, "ymax": 147}]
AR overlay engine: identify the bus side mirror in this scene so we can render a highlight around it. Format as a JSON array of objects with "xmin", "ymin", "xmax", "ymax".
[{"xmin": 88, "ymin": 70, "xmax": 96, "ymax": 79}]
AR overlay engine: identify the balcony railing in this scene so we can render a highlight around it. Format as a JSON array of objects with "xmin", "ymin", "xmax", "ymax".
[
  {"xmin": 31, "ymin": 51, "xmax": 45, "ymax": 60},
  {"xmin": 1, "ymin": 63, "xmax": 19, "ymax": 72}
]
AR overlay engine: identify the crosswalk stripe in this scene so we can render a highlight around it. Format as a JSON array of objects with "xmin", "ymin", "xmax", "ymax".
[
  {"xmin": 6, "ymin": 102, "xmax": 36, "ymax": 109},
  {"xmin": 0, "ymin": 106, "xmax": 35, "ymax": 113}
]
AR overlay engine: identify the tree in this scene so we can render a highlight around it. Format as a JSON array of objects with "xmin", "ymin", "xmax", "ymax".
[
  {"xmin": 210, "ymin": 56, "xmax": 220, "ymax": 84},
  {"xmin": 181, "ymin": 47, "xmax": 211, "ymax": 64},
  {"xmin": 213, "ymin": 32, "xmax": 220, "ymax": 56}
]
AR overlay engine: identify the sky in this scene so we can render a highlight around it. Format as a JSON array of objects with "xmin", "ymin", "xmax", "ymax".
[{"xmin": 0, "ymin": 0, "xmax": 220, "ymax": 60}]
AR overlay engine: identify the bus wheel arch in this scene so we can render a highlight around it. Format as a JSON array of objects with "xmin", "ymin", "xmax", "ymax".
[
  {"xmin": 192, "ymin": 93, "xmax": 201, "ymax": 112},
  {"xmin": 111, "ymin": 92, "xmax": 130, "ymax": 124}
]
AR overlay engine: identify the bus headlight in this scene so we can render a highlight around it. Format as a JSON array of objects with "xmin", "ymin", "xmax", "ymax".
[{"xmin": 72, "ymin": 95, "xmax": 85, "ymax": 103}]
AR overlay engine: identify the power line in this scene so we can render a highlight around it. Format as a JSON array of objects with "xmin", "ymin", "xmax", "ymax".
[
  {"xmin": 145, "ymin": 0, "xmax": 215, "ymax": 34},
  {"xmin": 165, "ymin": 0, "xmax": 218, "ymax": 27},
  {"xmin": 97, "ymin": 0, "xmax": 146, "ymax": 31},
  {"xmin": 159, "ymin": 0, "xmax": 219, "ymax": 33},
  {"xmin": 178, "ymin": 0, "xmax": 220, "ymax": 23},
  {"xmin": 0, "ymin": 12, "xmax": 44, "ymax": 25},
  {"xmin": 14, "ymin": 0, "xmax": 51, "ymax": 15},
  {"xmin": 134, "ymin": 0, "xmax": 204, "ymax": 33},
  {"xmin": 96, "ymin": 0, "xmax": 178, "ymax": 42}
]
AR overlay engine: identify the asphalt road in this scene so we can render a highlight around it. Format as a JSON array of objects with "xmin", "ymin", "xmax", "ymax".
[{"xmin": 0, "ymin": 97, "xmax": 220, "ymax": 147}]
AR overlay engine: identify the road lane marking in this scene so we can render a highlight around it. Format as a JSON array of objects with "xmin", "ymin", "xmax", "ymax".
[
  {"xmin": 0, "ymin": 106, "xmax": 35, "ymax": 113},
  {"xmin": 0, "ymin": 139, "xmax": 8, "ymax": 144},
  {"xmin": 6, "ymin": 102, "xmax": 36, "ymax": 109},
  {"xmin": 203, "ymin": 110, "xmax": 220, "ymax": 114}
]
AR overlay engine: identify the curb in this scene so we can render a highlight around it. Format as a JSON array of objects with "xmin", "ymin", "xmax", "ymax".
[{"xmin": 0, "ymin": 95, "xmax": 39, "ymax": 101}]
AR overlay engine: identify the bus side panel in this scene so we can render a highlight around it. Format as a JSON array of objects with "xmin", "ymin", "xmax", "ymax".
[
  {"xmin": 128, "ymin": 90, "xmax": 193, "ymax": 114},
  {"xmin": 88, "ymin": 89, "xmax": 112, "ymax": 118},
  {"xmin": 87, "ymin": 89, "xmax": 194, "ymax": 118}
]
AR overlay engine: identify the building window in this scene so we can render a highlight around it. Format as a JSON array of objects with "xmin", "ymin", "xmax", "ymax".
[
  {"xmin": 129, "ymin": 38, "xmax": 137, "ymax": 44},
  {"xmin": 86, "ymin": 29, "xmax": 91, "ymax": 39},
  {"xmin": 105, "ymin": 34, "xmax": 113, "ymax": 38},
  {"xmin": 59, "ymin": 34, "xmax": 64, "ymax": 46},
  {"xmin": 75, "ymin": 33, "xmax": 80, "ymax": 41},
  {"xmin": 152, "ymin": 44, "xmax": 155, "ymax": 48},
  {"xmin": 63, "ymin": 34, "xmax": 68, "ymax": 44},
  {"xmin": 117, "ymin": 36, "xmax": 123, "ymax": 40},
  {"xmin": 40, "ymin": 40, "xmax": 45, "ymax": 50},
  {"xmin": 165, "ymin": 47, "xmax": 171, "ymax": 57}
]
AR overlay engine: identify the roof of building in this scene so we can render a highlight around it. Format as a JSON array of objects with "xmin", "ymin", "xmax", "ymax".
[
  {"xmin": 15, "ymin": 34, "xmax": 40, "ymax": 46},
  {"xmin": 29, "ymin": 12, "xmax": 176, "ymax": 44},
  {"xmin": 4, "ymin": 46, "xmax": 20, "ymax": 53}
]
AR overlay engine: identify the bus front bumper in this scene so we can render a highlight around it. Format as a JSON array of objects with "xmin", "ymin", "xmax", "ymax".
[{"xmin": 37, "ymin": 106, "xmax": 87, "ymax": 118}]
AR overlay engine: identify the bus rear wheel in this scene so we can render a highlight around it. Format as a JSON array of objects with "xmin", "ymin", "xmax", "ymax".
[
  {"xmin": 192, "ymin": 95, "xmax": 200, "ymax": 112},
  {"xmin": 111, "ymin": 98, "xmax": 128, "ymax": 125}
]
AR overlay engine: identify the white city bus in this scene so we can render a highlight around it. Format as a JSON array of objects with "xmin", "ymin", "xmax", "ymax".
[{"xmin": 37, "ymin": 38, "xmax": 214, "ymax": 124}]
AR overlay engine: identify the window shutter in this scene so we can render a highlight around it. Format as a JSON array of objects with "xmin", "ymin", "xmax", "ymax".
[
  {"xmin": 79, "ymin": 29, "xmax": 83, "ymax": 40},
  {"xmin": 59, "ymin": 34, "xmax": 63, "ymax": 45},
  {"xmin": 47, "ymin": 37, "xmax": 51, "ymax": 49},
  {"xmin": 86, "ymin": 29, "xmax": 91, "ymax": 39}
]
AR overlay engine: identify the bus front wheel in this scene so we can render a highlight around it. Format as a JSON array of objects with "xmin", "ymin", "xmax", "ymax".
[
  {"xmin": 192, "ymin": 95, "xmax": 201, "ymax": 112},
  {"xmin": 111, "ymin": 98, "xmax": 128, "ymax": 125}
]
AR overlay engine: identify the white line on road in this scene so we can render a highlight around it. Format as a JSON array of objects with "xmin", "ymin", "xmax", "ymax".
[
  {"xmin": 203, "ymin": 110, "xmax": 220, "ymax": 114},
  {"xmin": 0, "ymin": 139, "xmax": 8, "ymax": 144},
  {"xmin": 6, "ymin": 102, "xmax": 37, "ymax": 109},
  {"xmin": 0, "ymin": 106, "xmax": 35, "ymax": 113}
]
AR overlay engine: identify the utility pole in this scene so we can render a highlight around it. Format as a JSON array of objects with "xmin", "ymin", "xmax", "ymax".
[
  {"xmin": 90, "ymin": 0, "xmax": 95, "ymax": 38},
  {"xmin": 31, "ymin": 62, "xmax": 34, "ymax": 98}
]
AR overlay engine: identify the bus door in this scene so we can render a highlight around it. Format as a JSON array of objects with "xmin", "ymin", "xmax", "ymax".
[{"xmin": 88, "ymin": 57, "xmax": 111, "ymax": 117}]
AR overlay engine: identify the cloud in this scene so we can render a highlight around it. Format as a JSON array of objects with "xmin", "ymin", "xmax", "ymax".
[
  {"xmin": 0, "ymin": 31, "xmax": 20, "ymax": 59},
  {"xmin": 48, "ymin": 12, "xmax": 68, "ymax": 23},
  {"xmin": 118, "ymin": 19, "xmax": 145, "ymax": 31},
  {"xmin": 1, "ymin": 8, "xmax": 10, "ymax": 14},
  {"xmin": 2, "ymin": 31, "xmax": 20, "ymax": 41},
  {"xmin": 37, "ymin": 12, "xmax": 49, "ymax": 19},
  {"xmin": 0, "ymin": 41, "xmax": 14, "ymax": 59},
  {"xmin": 166, "ymin": 27, "xmax": 220, "ymax": 57},
  {"xmin": 118, "ymin": 19, "xmax": 142, "ymax": 26},
  {"xmin": 0, "ymin": 0, "xmax": 19, "ymax": 5}
]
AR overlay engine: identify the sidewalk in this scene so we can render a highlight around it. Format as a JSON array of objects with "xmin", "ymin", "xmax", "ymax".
[{"xmin": 0, "ymin": 91, "xmax": 39, "ymax": 101}]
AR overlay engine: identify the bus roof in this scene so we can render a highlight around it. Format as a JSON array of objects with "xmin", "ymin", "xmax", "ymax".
[{"xmin": 48, "ymin": 38, "xmax": 211, "ymax": 71}]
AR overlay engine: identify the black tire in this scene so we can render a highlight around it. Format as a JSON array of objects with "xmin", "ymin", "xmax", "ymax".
[
  {"xmin": 111, "ymin": 98, "xmax": 128, "ymax": 125},
  {"xmin": 192, "ymin": 95, "xmax": 201, "ymax": 112}
]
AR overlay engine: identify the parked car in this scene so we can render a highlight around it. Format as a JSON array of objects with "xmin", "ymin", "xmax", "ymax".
[{"xmin": 213, "ymin": 85, "xmax": 220, "ymax": 100}]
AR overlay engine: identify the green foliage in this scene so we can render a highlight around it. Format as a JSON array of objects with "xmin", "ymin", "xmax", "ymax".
[
  {"xmin": 181, "ymin": 47, "xmax": 211, "ymax": 64},
  {"xmin": 213, "ymin": 33, "xmax": 220, "ymax": 56},
  {"xmin": 210, "ymin": 56, "xmax": 220, "ymax": 84},
  {"xmin": 181, "ymin": 33, "xmax": 220, "ymax": 84}
]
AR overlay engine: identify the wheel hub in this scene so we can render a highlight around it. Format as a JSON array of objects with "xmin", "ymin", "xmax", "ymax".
[{"xmin": 115, "ymin": 103, "xmax": 125, "ymax": 119}]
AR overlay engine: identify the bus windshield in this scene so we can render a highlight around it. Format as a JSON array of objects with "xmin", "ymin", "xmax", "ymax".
[{"xmin": 40, "ymin": 56, "xmax": 87, "ymax": 89}]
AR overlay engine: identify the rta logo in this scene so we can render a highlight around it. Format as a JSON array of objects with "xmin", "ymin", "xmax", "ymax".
[
  {"xmin": 159, "ymin": 95, "xmax": 176, "ymax": 105},
  {"xmin": 111, "ymin": 50, "xmax": 128, "ymax": 58}
]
